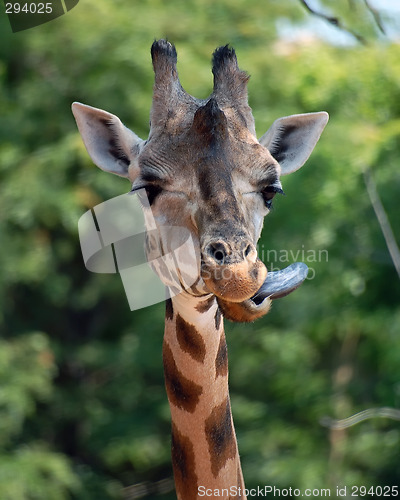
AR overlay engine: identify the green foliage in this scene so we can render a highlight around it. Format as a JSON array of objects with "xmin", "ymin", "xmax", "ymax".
[
  {"xmin": 0, "ymin": 0, "xmax": 399, "ymax": 498},
  {"xmin": 0, "ymin": 334, "xmax": 79, "ymax": 499}
]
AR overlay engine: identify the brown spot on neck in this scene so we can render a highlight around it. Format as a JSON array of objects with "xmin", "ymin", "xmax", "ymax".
[
  {"xmin": 165, "ymin": 298, "xmax": 174, "ymax": 321},
  {"xmin": 215, "ymin": 307, "xmax": 222, "ymax": 330},
  {"xmin": 171, "ymin": 423, "xmax": 199, "ymax": 500},
  {"xmin": 163, "ymin": 341, "xmax": 203, "ymax": 413},
  {"xmin": 215, "ymin": 333, "xmax": 228, "ymax": 378},
  {"xmin": 176, "ymin": 314, "xmax": 206, "ymax": 363},
  {"xmin": 205, "ymin": 397, "xmax": 237, "ymax": 477},
  {"xmin": 195, "ymin": 295, "xmax": 215, "ymax": 313}
]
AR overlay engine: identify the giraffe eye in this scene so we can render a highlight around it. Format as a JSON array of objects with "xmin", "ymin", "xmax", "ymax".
[
  {"xmin": 129, "ymin": 183, "xmax": 163, "ymax": 205},
  {"xmin": 144, "ymin": 185, "xmax": 163, "ymax": 205},
  {"xmin": 261, "ymin": 184, "xmax": 284, "ymax": 210}
]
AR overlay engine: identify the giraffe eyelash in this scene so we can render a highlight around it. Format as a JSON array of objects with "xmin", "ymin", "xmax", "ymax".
[
  {"xmin": 129, "ymin": 184, "xmax": 147, "ymax": 194},
  {"xmin": 129, "ymin": 182, "xmax": 164, "ymax": 206},
  {"xmin": 261, "ymin": 182, "xmax": 285, "ymax": 210}
]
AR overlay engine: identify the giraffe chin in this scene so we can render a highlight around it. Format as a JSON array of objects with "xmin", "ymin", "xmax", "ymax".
[
  {"xmin": 201, "ymin": 259, "xmax": 267, "ymax": 303},
  {"xmin": 216, "ymin": 262, "xmax": 309, "ymax": 323},
  {"xmin": 217, "ymin": 295, "xmax": 272, "ymax": 322}
]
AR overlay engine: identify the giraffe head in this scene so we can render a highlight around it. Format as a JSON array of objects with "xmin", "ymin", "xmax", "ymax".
[{"xmin": 72, "ymin": 40, "xmax": 328, "ymax": 321}]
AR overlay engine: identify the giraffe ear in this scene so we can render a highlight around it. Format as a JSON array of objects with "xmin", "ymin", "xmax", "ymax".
[
  {"xmin": 259, "ymin": 112, "xmax": 328, "ymax": 175},
  {"xmin": 72, "ymin": 102, "xmax": 144, "ymax": 178}
]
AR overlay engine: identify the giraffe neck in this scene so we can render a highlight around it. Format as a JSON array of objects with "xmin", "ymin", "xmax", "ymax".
[{"xmin": 163, "ymin": 292, "xmax": 247, "ymax": 500}]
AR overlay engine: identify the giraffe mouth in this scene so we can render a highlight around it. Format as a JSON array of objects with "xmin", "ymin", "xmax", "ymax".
[
  {"xmin": 250, "ymin": 262, "xmax": 309, "ymax": 304},
  {"xmin": 216, "ymin": 262, "xmax": 309, "ymax": 322}
]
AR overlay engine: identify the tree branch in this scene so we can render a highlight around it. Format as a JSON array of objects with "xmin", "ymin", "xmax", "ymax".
[
  {"xmin": 321, "ymin": 407, "xmax": 400, "ymax": 430},
  {"xmin": 363, "ymin": 0, "xmax": 386, "ymax": 35},
  {"xmin": 298, "ymin": 0, "xmax": 367, "ymax": 44},
  {"xmin": 363, "ymin": 168, "xmax": 400, "ymax": 280}
]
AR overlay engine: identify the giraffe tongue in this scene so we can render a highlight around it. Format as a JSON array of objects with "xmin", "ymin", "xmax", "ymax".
[{"xmin": 250, "ymin": 262, "xmax": 309, "ymax": 305}]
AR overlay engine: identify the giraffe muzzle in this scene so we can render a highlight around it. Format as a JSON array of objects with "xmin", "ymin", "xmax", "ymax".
[{"xmin": 201, "ymin": 239, "xmax": 267, "ymax": 302}]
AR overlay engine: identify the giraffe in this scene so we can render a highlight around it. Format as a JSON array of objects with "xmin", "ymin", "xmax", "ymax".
[{"xmin": 72, "ymin": 40, "xmax": 328, "ymax": 499}]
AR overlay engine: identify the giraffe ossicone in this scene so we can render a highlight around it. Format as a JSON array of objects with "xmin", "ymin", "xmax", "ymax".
[{"xmin": 73, "ymin": 39, "xmax": 328, "ymax": 499}]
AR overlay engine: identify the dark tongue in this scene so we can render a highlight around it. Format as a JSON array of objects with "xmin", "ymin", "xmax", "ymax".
[{"xmin": 251, "ymin": 262, "xmax": 309, "ymax": 305}]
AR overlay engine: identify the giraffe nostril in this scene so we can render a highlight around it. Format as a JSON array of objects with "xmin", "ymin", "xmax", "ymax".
[
  {"xmin": 205, "ymin": 240, "xmax": 256, "ymax": 265},
  {"xmin": 214, "ymin": 250, "xmax": 225, "ymax": 263},
  {"xmin": 244, "ymin": 244, "xmax": 252, "ymax": 258},
  {"xmin": 241, "ymin": 241, "xmax": 257, "ymax": 262},
  {"xmin": 205, "ymin": 241, "xmax": 228, "ymax": 265}
]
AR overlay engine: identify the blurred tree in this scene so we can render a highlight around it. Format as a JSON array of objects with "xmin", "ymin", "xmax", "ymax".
[
  {"xmin": 0, "ymin": 0, "xmax": 399, "ymax": 498},
  {"xmin": 298, "ymin": 0, "xmax": 390, "ymax": 44}
]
